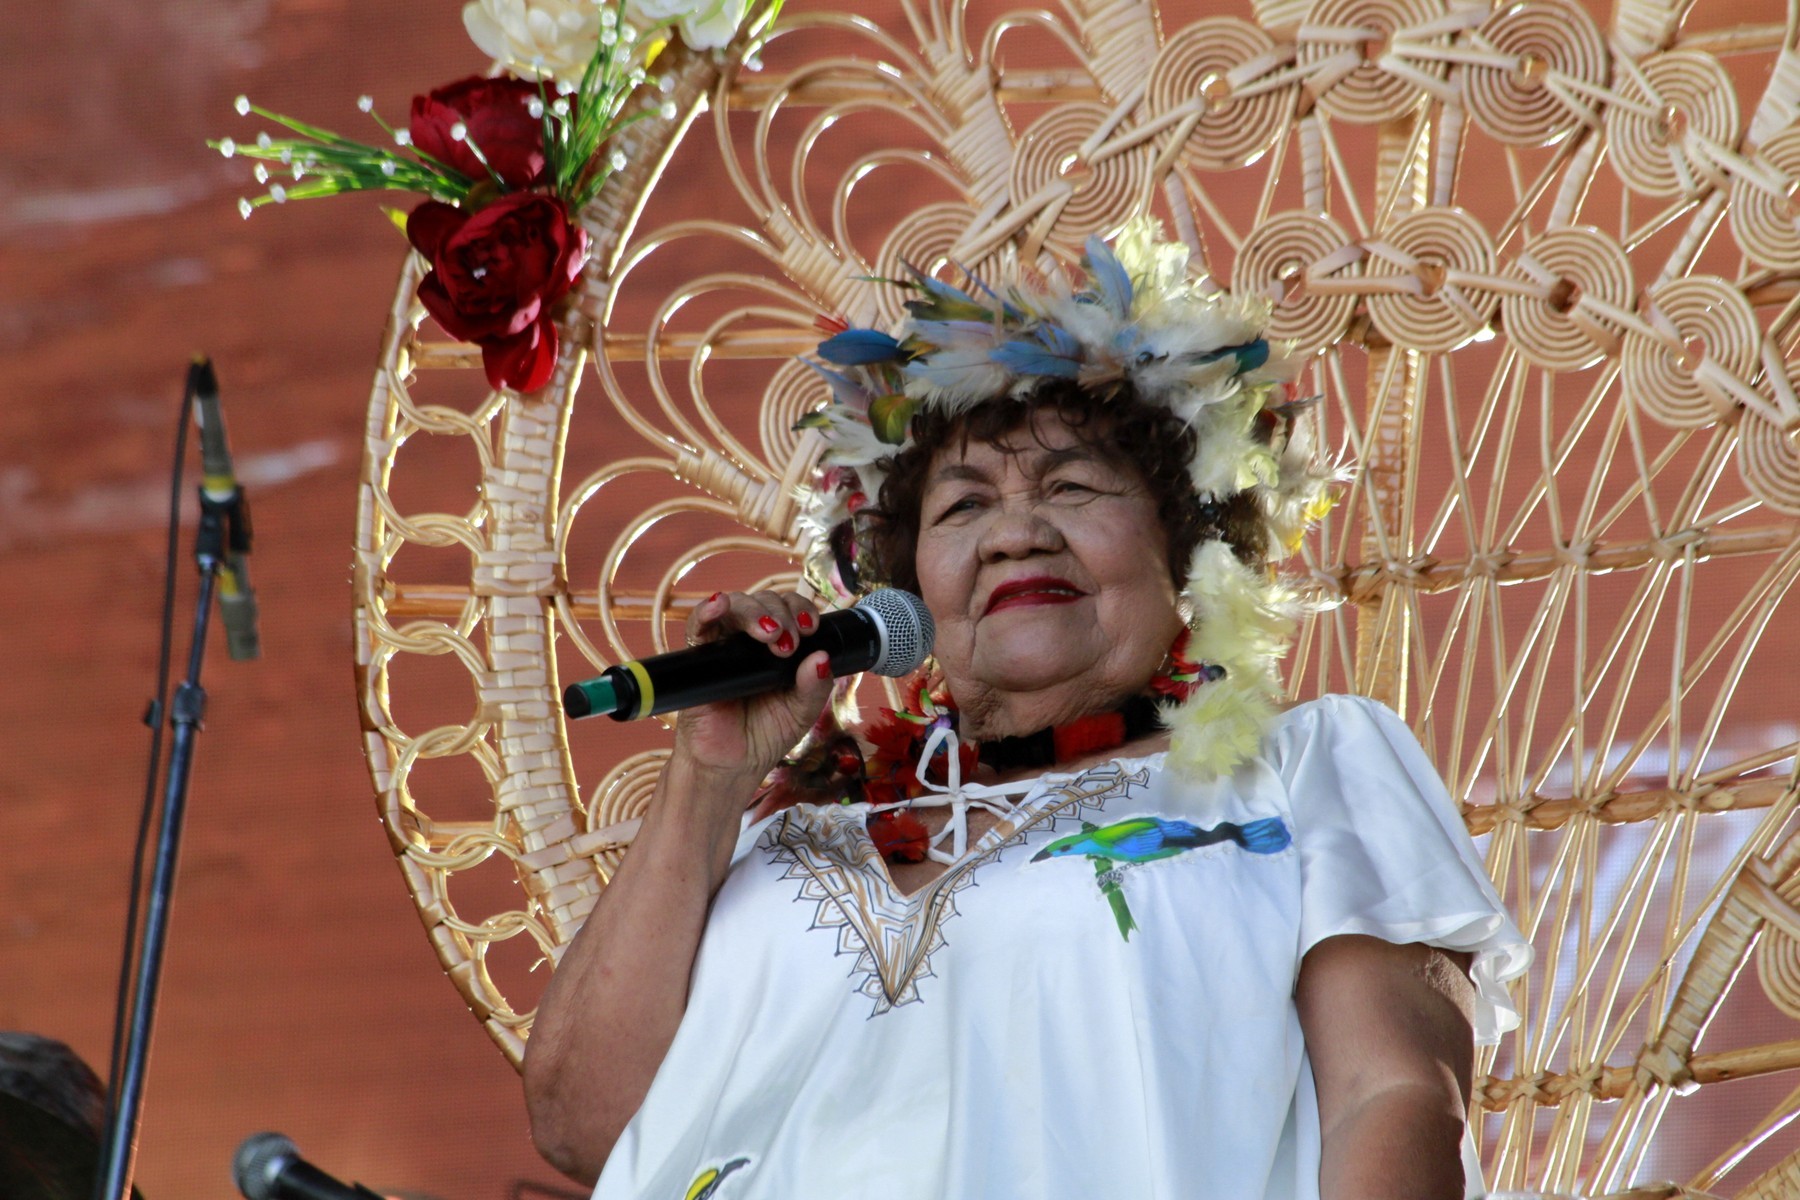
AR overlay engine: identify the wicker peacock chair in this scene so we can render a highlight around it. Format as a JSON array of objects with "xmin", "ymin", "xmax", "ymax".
[{"xmin": 353, "ymin": 0, "xmax": 1800, "ymax": 1192}]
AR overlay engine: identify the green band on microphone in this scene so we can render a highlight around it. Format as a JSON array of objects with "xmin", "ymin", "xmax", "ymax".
[{"xmin": 563, "ymin": 675, "xmax": 620, "ymax": 720}]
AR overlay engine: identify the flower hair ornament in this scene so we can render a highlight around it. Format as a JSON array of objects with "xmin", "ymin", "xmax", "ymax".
[{"xmin": 795, "ymin": 220, "xmax": 1338, "ymax": 783}]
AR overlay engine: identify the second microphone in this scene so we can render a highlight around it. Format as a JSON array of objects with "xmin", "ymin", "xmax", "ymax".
[{"xmin": 563, "ymin": 588, "xmax": 934, "ymax": 722}]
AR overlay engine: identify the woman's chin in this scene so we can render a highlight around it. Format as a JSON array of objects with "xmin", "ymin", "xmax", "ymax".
[{"xmin": 968, "ymin": 611, "xmax": 1100, "ymax": 689}]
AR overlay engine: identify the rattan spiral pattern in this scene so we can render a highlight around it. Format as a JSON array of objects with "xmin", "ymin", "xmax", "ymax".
[
  {"xmin": 1604, "ymin": 50, "xmax": 1741, "ymax": 198},
  {"xmin": 1234, "ymin": 210, "xmax": 1362, "ymax": 356},
  {"xmin": 1730, "ymin": 128, "xmax": 1800, "ymax": 270},
  {"xmin": 1461, "ymin": 0, "xmax": 1609, "ymax": 147},
  {"xmin": 1296, "ymin": 0, "xmax": 1448, "ymax": 125},
  {"xmin": 1364, "ymin": 206, "xmax": 1499, "ymax": 351},
  {"xmin": 1738, "ymin": 412, "xmax": 1800, "ymax": 516},
  {"xmin": 1145, "ymin": 18, "xmax": 1292, "ymax": 170},
  {"xmin": 355, "ymin": 1, "xmax": 1800, "ymax": 1188},
  {"xmin": 1624, "ymin": 277, "xmax": 1762, "ymax": 429},
  {"xmin": 1008, "ymin": 103, "xmax": 1152, "ymax": 255},
  {"xmin": 1753, "ymin": 862, "xmax": 1800, "ymax": 1020},
  {"xmin": 1502, "ymin": 228, "xmax": 1634, "ymax": 371}
]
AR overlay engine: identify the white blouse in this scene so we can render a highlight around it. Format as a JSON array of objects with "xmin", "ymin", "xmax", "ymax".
[{"xmin": 589, "ymin": 695, "xmax": 1531, "ymax": 1200}]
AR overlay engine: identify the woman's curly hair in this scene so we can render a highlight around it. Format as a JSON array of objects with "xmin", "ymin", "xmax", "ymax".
[{"xmin": 854, "ymin": 379, "xmax": 1269, "ymax": 596}]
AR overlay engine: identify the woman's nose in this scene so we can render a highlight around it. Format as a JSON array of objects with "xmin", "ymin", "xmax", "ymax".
[{"xmin": 977, "ymin": 502, "xmax": 1064, "ymax": 560}]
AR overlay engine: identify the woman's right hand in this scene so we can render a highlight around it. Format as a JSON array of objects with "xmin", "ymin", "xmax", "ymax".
[
  {"xmin": 524, "ymin": 589, "xmax": 835, "ymax": 1182},
  {"xmin": 665, "ymin": 589, "xmax": 835, "ymax": 810}
]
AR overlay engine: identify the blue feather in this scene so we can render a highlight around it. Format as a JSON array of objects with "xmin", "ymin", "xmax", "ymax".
[
  {"xmin": 817, "ymin": 328, "xmax": 906, "ymax": 366},
  {"xmin": 1107, "ymin": 825, "xmax": 1169, "ymax": 858},
  {"xmin": 953, "ymin": 262, "xmax": 1026, "ymax": 323},
  {"xmin": 906, "ymin": 318, "xmax": 1000, "ymax": 351},
  {"xmin": 1235, "ymin": 817, "xmax": 1292, "ymax": 855},
  {"xmin": 801, "ymin": 359, "xmax": 874, "ymax": 413},
  {"xmin": 1083, "ymin": 234, "xmax": 1134, "ymax": 319},
  {"xmin": 1037, "ymin": 322, "xmax": 1082, "ymax": 358},
  {"xmin": 989, "ymin": 338, "xmax": 1082, "ymax": 378}
]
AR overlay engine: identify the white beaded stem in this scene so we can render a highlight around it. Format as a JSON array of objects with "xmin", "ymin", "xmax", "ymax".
[{"xmin": 356, "ymin": 5, "xmax": 1800, "ymax": 1189}]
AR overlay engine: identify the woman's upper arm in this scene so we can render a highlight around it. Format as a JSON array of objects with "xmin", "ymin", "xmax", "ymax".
[{"xmin": 1296, "ymin": 934, "xmax": 1477, "ymax": 1136}]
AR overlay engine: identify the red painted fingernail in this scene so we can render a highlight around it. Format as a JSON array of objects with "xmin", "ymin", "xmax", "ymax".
[
  {"xmin": 708, "ymin": 592, "xmax": 722, "ymax": 605},
  {"xmin": 797, "ymin": 612, "xmax": 815, "ymax": 631},
  {"xmin": 758, "ymin": 616, "xmax": 779, "ymax": 634},
  {"xmin": 776, "ymin": 632, "xmax": 795, "ymax": 652},
  {"xmin": 816, "ymin": 660, "xmax": 831, "ymax": 680}
]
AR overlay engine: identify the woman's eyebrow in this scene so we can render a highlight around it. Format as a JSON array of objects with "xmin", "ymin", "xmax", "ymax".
[
  {"xmin": 928, "ymin": 462, "xmax": 993, "ymax": 486},
  {"xmin": 1034, "ymin": 446, "xmax": 1104, "ymax": 471},
  {"xmin": 928, "ymin": 445, "xmax": 1105, "ymax": 488}
]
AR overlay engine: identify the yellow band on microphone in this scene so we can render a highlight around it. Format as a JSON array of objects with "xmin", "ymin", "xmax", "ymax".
[{"xmin": 621, "ymin": 660, "xmax": 655, "ymax": 719}]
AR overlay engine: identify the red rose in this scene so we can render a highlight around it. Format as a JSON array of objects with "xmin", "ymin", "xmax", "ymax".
[
  {"xmin": 410, "ymin": 76, "xmax": 548, "ymax": 189},
  {"xmin": 408, "ymin": 193, "xmax": 589, "ymax": 393}
]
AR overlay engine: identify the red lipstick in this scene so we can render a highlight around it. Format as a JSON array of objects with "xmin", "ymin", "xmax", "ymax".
[{"xmin": 984, "ymin": 575, "xmax": 1086, "ymax": 614}]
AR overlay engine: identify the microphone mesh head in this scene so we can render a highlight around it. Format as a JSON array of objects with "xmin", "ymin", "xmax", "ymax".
[
  {"xmin": 857, "ymin": 589, "xmax": 935, "ymax": 676},
  {"xmin": 233, "ymin": 1132, "xmax": 297, "ymax": 1200}
]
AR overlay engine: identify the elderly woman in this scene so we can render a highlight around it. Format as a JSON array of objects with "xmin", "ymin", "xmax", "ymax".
[{"xmin": 524, "ymin": 227, "xmax": 1529, "ymax": 1199}]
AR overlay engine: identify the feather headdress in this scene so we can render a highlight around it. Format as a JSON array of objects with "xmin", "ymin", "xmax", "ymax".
[{"xmin": 795, "ymin": 220, "xmax": 1337, "ymax": 782}]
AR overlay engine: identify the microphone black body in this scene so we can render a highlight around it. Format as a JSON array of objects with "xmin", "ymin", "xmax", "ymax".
[
  {"xmin": 190, "ymin": 356, "xmax": 260, "ymax": 661},
  {"xmin": 233, "ymin": 1133, "xmax": 384, "ymax": 1200},
  {"xmin": 564, "ymin": 589, "xmax": 932, "ymax": 721}
]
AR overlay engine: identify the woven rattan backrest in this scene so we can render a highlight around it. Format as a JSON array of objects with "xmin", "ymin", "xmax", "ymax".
[{"xmin": 354, "ymin": 1, "xmax": 1800, "ymax": 1192}]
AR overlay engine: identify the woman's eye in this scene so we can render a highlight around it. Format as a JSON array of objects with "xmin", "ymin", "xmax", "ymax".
[
  {"xmin": 936, "ymin": 495, "xmax": 981, "ymax": 519},
  {"xmin": 1048, "ymin": 478, "xmax": 1095, "ymax": 497}
]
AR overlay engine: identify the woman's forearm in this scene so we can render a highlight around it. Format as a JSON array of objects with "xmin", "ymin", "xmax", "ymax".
[{"xmin": 522, "ymin": 761, "xmax": 750, "ymax": 1183}]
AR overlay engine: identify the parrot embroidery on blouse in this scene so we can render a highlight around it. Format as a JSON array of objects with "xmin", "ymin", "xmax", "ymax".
[
  {"xmin": 684, "ymin": 1157, "xmax": 750, "ymax": 1200},
  {"xmin": 1032, "ymin": 815, "xmax": 1291, "ymax": 941}
]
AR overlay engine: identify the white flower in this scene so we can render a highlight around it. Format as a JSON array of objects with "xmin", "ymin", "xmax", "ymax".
[
  {"xmin": 464, "ymin": 0, "xmax": 756, "ymax": 81},
  {"xmin": 625, "ymin": 0, "xmax": 751, "ymax": 51},
  {"xmin": 463, "ymin": 0, "xmax": 602, "ymax": 80}
]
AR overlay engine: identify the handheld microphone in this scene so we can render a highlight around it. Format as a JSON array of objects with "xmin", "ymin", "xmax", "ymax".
[
  {"xmin": 190, "ymin": 356, "xmax": 260, "ymax": 661},
  {"xmin": 232, "ymin": 1132, "xmax": 385, "ymax": 1200},
  {"xmin": 564, "ymin": 588, "xmax": 934, "ymax": 721}
]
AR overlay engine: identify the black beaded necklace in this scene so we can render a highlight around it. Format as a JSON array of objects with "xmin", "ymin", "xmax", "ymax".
[{"xmin": 973, "ymin": 693, "xmax": 1167, "ymax": 771}]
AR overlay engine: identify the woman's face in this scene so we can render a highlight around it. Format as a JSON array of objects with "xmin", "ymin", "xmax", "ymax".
[{"xmin": 913, "ymin": 408, "xmax": 1184, "ymax": 714}]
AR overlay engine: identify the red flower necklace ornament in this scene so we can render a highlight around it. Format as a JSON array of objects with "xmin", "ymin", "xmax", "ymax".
[
  {"xmin": 867, "ymin": 808, "xmax": 931, "ymax": 863},
  {"xmin": 1149, "ymin": 628, "xmax": 1221, "ymax": 702}
]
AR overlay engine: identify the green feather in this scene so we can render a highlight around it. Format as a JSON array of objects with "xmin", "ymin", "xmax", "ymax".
[{"xmin": 869, "ymin": 393, "xmax": 916, "ymax": 444}]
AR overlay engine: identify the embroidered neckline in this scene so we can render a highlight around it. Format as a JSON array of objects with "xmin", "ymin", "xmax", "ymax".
[{"xmin": 767, "ymin": 761, "xmax": 1150, "ymax": 1015}]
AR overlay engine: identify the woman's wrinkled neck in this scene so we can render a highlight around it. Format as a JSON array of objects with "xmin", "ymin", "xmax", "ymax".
[{"xmin": 947, "ymin": 675, "xmax": 1140, "ymax": 742}]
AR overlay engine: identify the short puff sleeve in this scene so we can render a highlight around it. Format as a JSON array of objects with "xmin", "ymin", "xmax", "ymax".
[{"xmin": 1274, "ymin": 694, "xmax": 1532, "ymax": 1043}]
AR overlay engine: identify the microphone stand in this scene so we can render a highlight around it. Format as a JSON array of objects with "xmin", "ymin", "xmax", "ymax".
[{"xmin": 94, "ymin": 486, "xmax": 245, "ymax": 1200}]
